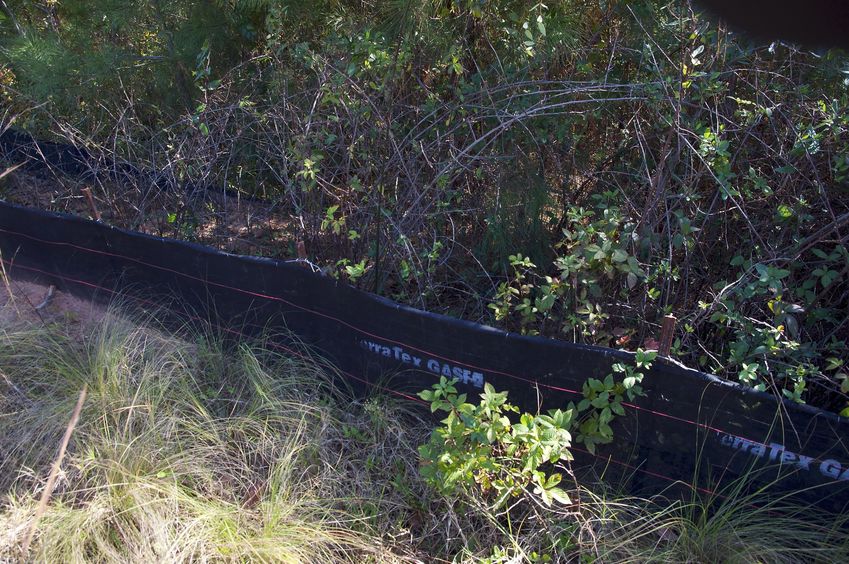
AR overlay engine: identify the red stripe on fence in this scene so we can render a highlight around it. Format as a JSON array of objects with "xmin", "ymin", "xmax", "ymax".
[
  {"xmin": 0, "ymin": 225, "xmax": 807, "ymax": 460},
  {"xmin": 6, "ymin": 257, "xmax": 727, "ymax": 495}
]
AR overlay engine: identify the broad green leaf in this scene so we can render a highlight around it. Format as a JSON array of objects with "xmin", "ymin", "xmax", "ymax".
[{"xmin": 612, "ymin": 248, "xmax": 628, "ymax": 263}]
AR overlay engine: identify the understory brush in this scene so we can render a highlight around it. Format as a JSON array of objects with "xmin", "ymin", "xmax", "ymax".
[
  {"xmin": 0, "ymin": 306, "xmax": 846, "ymax": 562},
  {"xmin": 3, "ymin": 0, "xmax": 848, "ymax": 413}
]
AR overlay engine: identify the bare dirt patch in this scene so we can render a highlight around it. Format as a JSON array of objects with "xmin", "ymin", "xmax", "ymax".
[{"xmin": 0, "ymin": 276, "xmax": 105, "ymax": 335}]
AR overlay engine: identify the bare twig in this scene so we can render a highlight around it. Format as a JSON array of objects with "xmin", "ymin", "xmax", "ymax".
[
  {"xmin": 21, "ymin": 385, "xmax": 88, "ymax": 557},
  {"xmin": 0, "ymin": 162, "xmax": 24, "ymax": 180},
  {"xmin": 0, "ymin": 249, "xmax": 13, "ymax": 305}
]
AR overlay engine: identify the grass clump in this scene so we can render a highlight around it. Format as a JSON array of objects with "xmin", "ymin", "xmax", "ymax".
[
  {"xmin": 0, "ymin": 305, "xmax": 847, "ymax": 562},
  {"xmin": 0, "ymin": 309, "xmax": 428, "ymax": 562}
]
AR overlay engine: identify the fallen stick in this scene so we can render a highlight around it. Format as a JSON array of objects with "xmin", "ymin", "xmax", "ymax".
[
  {"xmin": 21, "ymin": 385, "xmax": 88, "ymax": 557},
  {"xmin": 34, "ymin": 284, "xmax": 55, "ymax": 311}
]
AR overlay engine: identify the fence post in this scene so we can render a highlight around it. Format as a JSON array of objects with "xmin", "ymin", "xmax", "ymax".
[
  {"xmin": 659, "ymin": 315, "xmax": 676, "ymax": 357},
  {"xmin": 81, "ymin": 187, "xmax": 101, "ymax": 221}
]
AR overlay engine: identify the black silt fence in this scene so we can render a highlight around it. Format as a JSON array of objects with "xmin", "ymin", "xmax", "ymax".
[{"xmin": 2, "ymin": 200, "xmax": 849, "ymax": 513}]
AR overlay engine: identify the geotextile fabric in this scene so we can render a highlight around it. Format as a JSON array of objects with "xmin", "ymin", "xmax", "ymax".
[{"xmin": 2, "ymin": 200, "xmax": 849, "ymax": 512}]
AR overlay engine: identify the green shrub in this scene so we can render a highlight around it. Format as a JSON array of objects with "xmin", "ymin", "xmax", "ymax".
[
  {"xmin": 416, "ymin": 350, "xmax": 654, "ymax": 509},
  {"xmin": 418, "ymin": 378, "xmax": 574, "ymax": 509}
]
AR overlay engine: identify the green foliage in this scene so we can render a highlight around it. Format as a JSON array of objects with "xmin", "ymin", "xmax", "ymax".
[
  {"xmin": 321, "ymin": 204, "xmax": 346, "ymax": 235},
  {"xmin": 572, "ymin": 349, "xmax": 656, "ymax": 454},
  {"xmin": 1, "ymin": 0, "xmax": 269, "ymax": 124},
  {"xmin": 418, "ymin": 377, "xmax": 574, "ymax": 510},
  {"xmin": 489, "ymin": 201, "xmax": 644, "ymax": 342},
  {"xmin": 699, "ymin": 245, "xmax": 849, "ymax": 406},
  {"xmin": 416, "ymin": 351, "xmax": 653, "ymax": 506}
]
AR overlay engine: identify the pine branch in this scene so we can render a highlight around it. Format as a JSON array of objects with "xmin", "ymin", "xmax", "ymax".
[{"xmin": 0, "ymin": 0, "xmax": 25, "ymax": 37}]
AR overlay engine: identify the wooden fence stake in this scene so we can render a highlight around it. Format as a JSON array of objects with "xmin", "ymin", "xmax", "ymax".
[
  {"xmin": 296, "ymin": 240, "xmax": 309, "ymax": 269},
  {"xmin": 659, "ymin": 315, "xmax": 676, "ymax": 357},
  {"xmin": 81, "ymin": 187, "xmax": 101, "ymax": 221}
]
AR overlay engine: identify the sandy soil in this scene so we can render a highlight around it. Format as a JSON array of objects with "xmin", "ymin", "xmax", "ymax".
[{"xmin": 0, "ymin": 275, "xmax": 105, "ymax": 334}]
